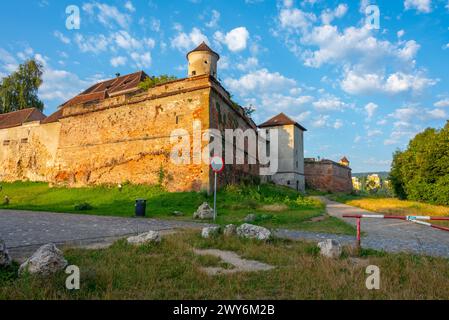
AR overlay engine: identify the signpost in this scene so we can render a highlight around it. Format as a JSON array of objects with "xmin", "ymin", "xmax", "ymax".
[{"xmin": 210, "ymin": 156, "xmax": 224, "ymax": 222}]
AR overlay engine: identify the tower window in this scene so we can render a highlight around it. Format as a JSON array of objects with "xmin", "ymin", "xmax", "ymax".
[
  {"xmin": 192, "ymin": 71, "xmax": 196, "ymax": 76},
  {"xmin": 21, "ymin": 138, "xmax": 28, "ymax": 144},
  {"xmin": 204, "ymin": 60, "xmax": 208, "ymax": 64},
  {"xmin": 3, "ymin": 140, "xmax": 10, "ymax": 146}
]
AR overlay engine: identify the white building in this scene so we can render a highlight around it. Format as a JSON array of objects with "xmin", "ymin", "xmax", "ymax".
[{"xmin": 259, "ymin": 113, "xmax": 307, "ymax": 191}]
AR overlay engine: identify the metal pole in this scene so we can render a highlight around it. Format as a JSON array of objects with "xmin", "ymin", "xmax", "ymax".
[
  {"xmin": 213, "ymin": 171, "xmax": 217, "ymax": 222},
  {"xmin": 356, "ymin": 218, "xmax": 361, "ymax": 248}
]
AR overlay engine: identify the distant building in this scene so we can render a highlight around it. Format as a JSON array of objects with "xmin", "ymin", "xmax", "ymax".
[
  {"xmin": 339, "ymin": 156, "xmax": 350, "ymax": 167},
  {"xmin": 352, "ymin": 176, "xmax": 362, "ymax": 191},
  {"xmin": 304, "ymin": 158, "xmax": 353, "ymax": 193},
  {"xmin": 258, "ymin": 113, "xmax": 307, "ymax": 192}
]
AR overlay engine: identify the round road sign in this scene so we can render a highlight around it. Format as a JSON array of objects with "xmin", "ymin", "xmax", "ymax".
[{"xmin": 210, "ymin": 156, "xmax": 224, "ymax": 173}]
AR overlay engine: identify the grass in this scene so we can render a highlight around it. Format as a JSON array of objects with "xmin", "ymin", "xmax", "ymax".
[
  {"xmin": 328, "ymin": 193, "xmax": 449, "ymax": 227},
  {"xmin": 0, "ymin": 181, "xmax": 355, "ymax": 235},
  {"xmin": 2, "ymin": 231, "xmax": 449, "ymax": 299}
]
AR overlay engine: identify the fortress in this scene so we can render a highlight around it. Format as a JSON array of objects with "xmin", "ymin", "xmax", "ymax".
[{"xmin": 0, "ymin": 43, "xmax": 352, "ymax": 193}]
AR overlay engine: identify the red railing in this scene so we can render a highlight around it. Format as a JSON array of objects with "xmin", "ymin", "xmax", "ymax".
[{"xmin": 342, "ymin": 214, "xmax": 449, "ymax": 247}]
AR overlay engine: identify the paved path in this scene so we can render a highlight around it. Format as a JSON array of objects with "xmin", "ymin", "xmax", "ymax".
[
  {"xmin": 279, "ymin": 197, "xmax": 449, "ymax": 258},
  {"xmin": 0, "ymin": 210, "xmax": 210, "ymax": 259},
  {"xmin": 2, "ymin": 197, "xmax": 449, "ymax": 260}
]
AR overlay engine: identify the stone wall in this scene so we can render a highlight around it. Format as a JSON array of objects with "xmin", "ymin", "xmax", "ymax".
[
  {"xmin": 0, "ymin": 121, "xmax": 60, "ymax": 182},
  {"xmin": 0, "ymin": 75, "xmax": 259, "ymax": 193},
  {"xmin": 304, "ymin": 159, "xmax": 352, "ymax": 193}
]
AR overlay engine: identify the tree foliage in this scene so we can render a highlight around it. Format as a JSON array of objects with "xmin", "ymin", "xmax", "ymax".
[
  {"xmin": 389, "ymin": 121, "xmax": 449, "ymax": 205},
  {"xmin": 0, "ymin": 59, "xmax": 44, "ymax": 113},
  {"xmin": 138, "ymin": 75, "xmax": 178, "ymax": 90}
]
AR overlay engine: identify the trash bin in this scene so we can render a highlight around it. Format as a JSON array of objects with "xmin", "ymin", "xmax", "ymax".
[{"xmin": 135, "ymin": 199, "xmax": 147, "ymax": 217}]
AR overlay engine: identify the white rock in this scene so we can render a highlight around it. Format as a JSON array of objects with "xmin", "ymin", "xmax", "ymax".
[
  {"xmin": 193, "ymin": 202, "xmax": 215, "ymax": 220},
  {"xmin": 201, "ymin": 226, "xmax": 221, "ymax": 238},
  {"xmin": 244, "ymin": 214, "xmax": 257, "ymax": 223},
  {"xmin": 223, "ymin": 224, "xmax": 237, "ymax": 237},
  {"xmin": 19, "ymin": 244, "xmax": 68, "ymax": 276},
  {"xmin": 318, "ymin": 239, "xmax": 342, "ymax": 258},
  {"xmin": 236, "ymin": 224, "xmax": 271, "ymax": 241},
  {"xmin": 0, "ymin": 239, "xmax": 12, "ymax": 267},
  {"xmin": 127, "ymin": 231, "xmax": 161, "ymax": 245}
]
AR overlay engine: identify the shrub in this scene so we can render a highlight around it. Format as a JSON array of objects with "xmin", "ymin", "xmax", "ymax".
[{"xmin": 74, "ymin": 202, "xmax": 93, "ymax": 211}]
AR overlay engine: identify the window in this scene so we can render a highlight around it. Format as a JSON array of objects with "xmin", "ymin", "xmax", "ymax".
[
  {"xmin": 204, "ymin": 60, "xmax": 208, "ymax": 64},
  {"xmin": 176, "ymin": 115, "xmax": 183, "ymax": 125},
  {"xmin": 287, "ymin": 180, "xmax": 290, "ymax": 185},
  {"xmin": 192, "ymin": 71, "xmax": 196, "ymax": 76},
  {"xmin": 21, "ymin": 138, "xmax": 28, "ymax": 144},
  {"xmin": 296, "ymin": 161, "xmax": 298, "ymax": 168},
  {"xmin": 3, "ymin": 140, "xmax": 10, "ymax": 146}
]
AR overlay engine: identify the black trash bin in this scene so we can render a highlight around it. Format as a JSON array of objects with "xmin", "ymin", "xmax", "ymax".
[{"xmin": 135, "ymin": 199, "xmax": 147, "ymax": 217}]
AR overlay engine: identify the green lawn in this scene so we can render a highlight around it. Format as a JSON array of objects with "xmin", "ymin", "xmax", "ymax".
[
  {"xmin": 0, "ymin": 181, "xmax": 355, "ymax": 235},
  {"xmin": 2, "ymin": 231, "xmax": 449, "ymax": 299}
]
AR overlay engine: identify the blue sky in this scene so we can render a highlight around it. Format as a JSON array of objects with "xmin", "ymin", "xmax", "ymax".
[{"xmin": 0, "ymin": 0, "xmax": 448, "ymax": 172}]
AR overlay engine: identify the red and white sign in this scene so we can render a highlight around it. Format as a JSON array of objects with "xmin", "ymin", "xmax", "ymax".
[{"xmin": 210, "ymin": 156, "xmax": 224, "ymax": 173}]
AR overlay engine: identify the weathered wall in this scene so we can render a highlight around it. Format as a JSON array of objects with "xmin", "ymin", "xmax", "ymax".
[
  {"xmin": 304, "ymin": 159, "xmax": 352, "ymax": 193},
  {"xmin": 0, "ymin": 121, "xmax": 60, "ymax": 182},
  {"xmin": 260, "ymin": 125, "xmax": 305, "ymax": 191},
  {"xmin": 53, "ymin": 76, "xmax": 212, "ymax": 192},
  {"xmin": 209, "ymin": 81, "xmax": 259, "ymax": 190}
]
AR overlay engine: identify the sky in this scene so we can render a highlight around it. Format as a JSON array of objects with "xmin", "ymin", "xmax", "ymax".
[{"xmin": 0, "ymin": 0, "xmax": 448, "ymax": 173}]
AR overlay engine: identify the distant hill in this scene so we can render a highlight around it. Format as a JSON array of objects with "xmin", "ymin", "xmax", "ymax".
[{"xmin": 352, "ymin": 171, "xmax": 390, "ymax": 179}]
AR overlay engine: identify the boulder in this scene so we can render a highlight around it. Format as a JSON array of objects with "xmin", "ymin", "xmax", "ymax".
[
  {"xmin": 244, "ymin": 214, "xmax": 257, "ymax": 223},
  {"xmin": 127, "ymin": 231, "xmax": 161, "ymax": 245},
  {"xmin": 236, "ymin": 224, "xmax": 271, "ymax": 241},
  {"xmin": 201, "ymin": 226, "xmax": 221, "ymax": 239},
  {"xmin": 19, "ymin": 244, "xmax": 68, "ymax": 276},
  {"xmin": 223, "ymin": 224, "xmax": 237, "ymax": 237},
  {"xmin": 193, "ymin": 202, "xmax": 214, "ymax": 220},
  {"xmin": 0, "ymin": 240, "xmax": 12, "ymax": 267},
  {"xmin": 317, "ymin": 239, "xmax": 342, "ymax": 259}
]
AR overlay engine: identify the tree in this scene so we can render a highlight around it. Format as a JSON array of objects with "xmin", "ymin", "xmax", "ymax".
[
  {"xmin": 0, "ymin": 59, "xmax": 44, "ymax": 113},
  {"xmin": 389, "ymin": 121, "xmax": 449, "ymax": 205},
  {"xmin": 138, "ymin": 75, "xmax": 178, "ymax": 90}
]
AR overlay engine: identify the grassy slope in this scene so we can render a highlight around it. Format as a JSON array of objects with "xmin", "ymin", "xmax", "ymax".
[
  {"xmin": 0, "ymin": 182, "xmax": 355, "ymax": 235},
  {"xmin": 2, "ymin": 231, "xmax": 449, "ymax": 300}
]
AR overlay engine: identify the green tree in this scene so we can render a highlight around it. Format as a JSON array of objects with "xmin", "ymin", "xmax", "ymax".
[
  {"xmin": 0, "ymin": 59, "xmax": 44, "ymax": 113},
  {"xmin": 389, "ymin": 121, "xmax": 449, "ymax": 205},
  {"xmin": 139, "ymin": 75, "xmax": 178, "ymax": 90}
]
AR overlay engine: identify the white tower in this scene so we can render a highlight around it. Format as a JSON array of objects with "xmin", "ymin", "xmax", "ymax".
[{"xmin": 187, "ymin": 42, "xmax": 220, "ymax": 78}]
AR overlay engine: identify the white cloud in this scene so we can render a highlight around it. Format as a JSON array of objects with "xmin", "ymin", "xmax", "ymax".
[
  {"xmin": 171, "ymin": 27, "xmax": 208, "ymax": 52},
  {"xmin": 214, "ymin": 27, "xmax": 250, "ymax": 52},
  {"xmin": 404, "ymin": 0, "xmax": 432, "ymax": 13},
  {"xmin": 426, "ymin": 108, "xmax": 447, "ymax": 119},
  {"xmin": 130, "ymin": 52, "xmax": 152, "ymax": 69},
  {"xmin": 110, "ymin": 56, "xmax": 127, "ymax": 67},
  {"xmin": 333, "ymin": 119, "xmax": 344, "ymax": 129},
  {"xmin": 312, "ymin": 114, "xmax": 330, "ymax": 128},
  {"xmin": 313, "ymin": 95, "xmax": 347, "ymax": 111},
  {"xmin": 82, "ymin": 2, "xmax": 132, "ymax": 29},
  {"xmin": 341, "ymin": 69, "xmax": 436, "ymax": 95},
  {"xmin": 320, "ymin": 4, "xmax": 348, "ymax": 25},
  {"xmin": 397, "ymin": 30, "xmax": 405, "ymax": 38},
  {"xmin": 124, "ymin": 1, "xmax": 135, "ymax": 12},
  {"xmin": 74, "ymin": 34, "xmax": 109, "ymax": 54},
  {"xmin": 434, "ymin": 98, "xmax": 449, "ymax": 107},
  {"xmin": 367, "ymin": 129, "xmax": 383, "ymax": 137},
  {"xmin": 54, "ymin": 31, "xmax": 71, "ymax": 44},
  {"xmin": 364, "ymin": 102, "xmax": 378, "ymax": 119},
  {"xmin": 296, "ymin": 111, "xmax": 311, "ymax": 122},
  {"xmin": 236, "ymin": 57, "xmax": 259, "ymax": 71},
  {"xmin": 224, "ymin": 68, "xmax": 296, "ymax": 96},
  {"xmin": 206, "ymin": 10, "xmax": 220, "ymax": 28},
  {"xmin": 279, "ymin": 6, "xmax": 316, "ymax": 30},
  {"xmin": 113, "ymin": 30, "xmax": 155, "ymax": 51}
]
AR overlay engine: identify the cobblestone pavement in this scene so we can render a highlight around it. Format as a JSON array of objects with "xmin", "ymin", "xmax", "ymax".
[
  {"xmin": 277, "ymin": 197, "xmax": 449, "ymax": 258},
  {"xmin": 0, "ymin": 210, "xmax": 210, "ymax": 259}
]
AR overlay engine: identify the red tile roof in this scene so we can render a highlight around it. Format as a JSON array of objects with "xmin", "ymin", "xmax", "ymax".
[
  {"xmin": 43, "ymin": 71, "xmax": 149, "ymax": 123},
  {"xmin": 0, "ymin": 108, "xmax": 46, "ymax": 130},
  {"xmin": 258, "ymin": 113, "xmax": 307, "ymax": 131},
  {"xmin": 187, "ymin": 42, "xmax": 220, "ymax": 59}
]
